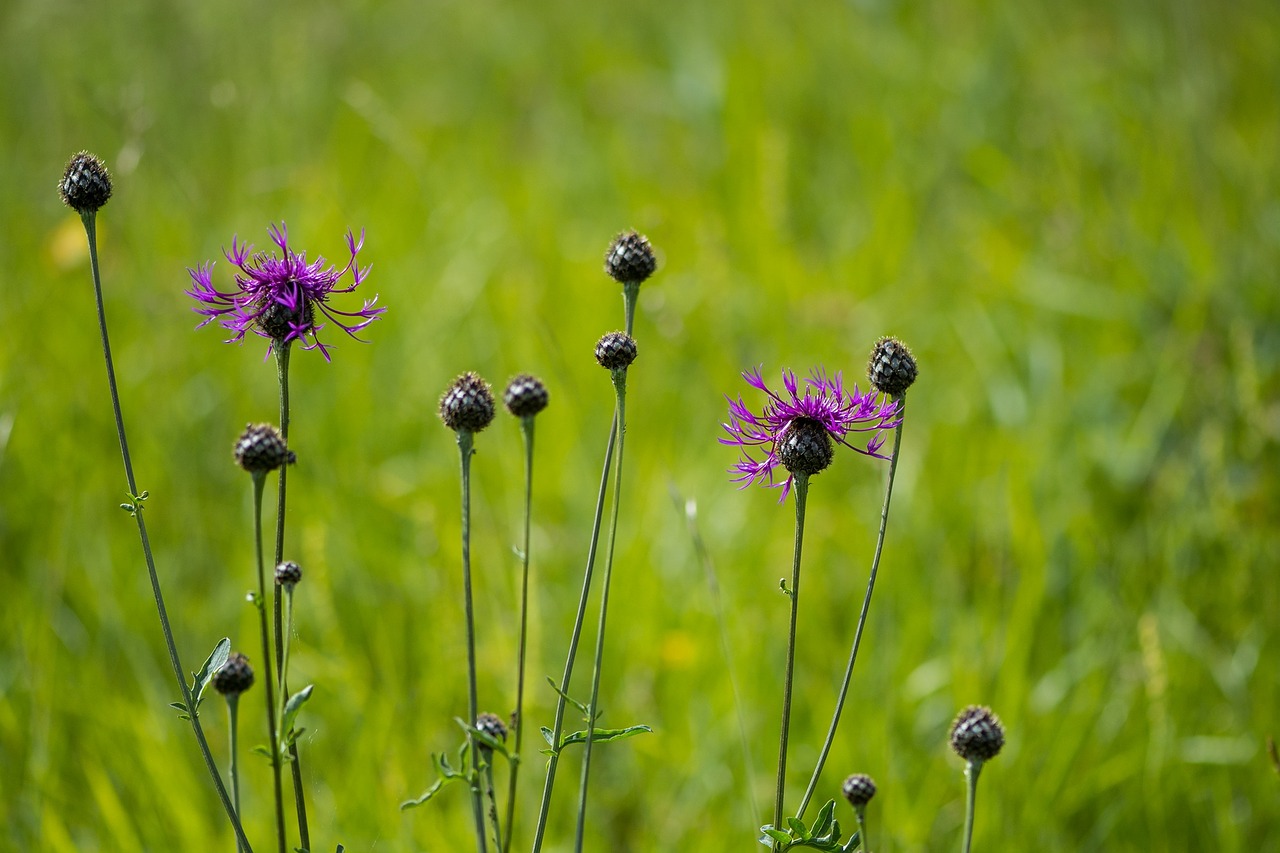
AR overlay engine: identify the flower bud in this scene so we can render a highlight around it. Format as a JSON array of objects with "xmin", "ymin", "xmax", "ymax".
[
  {"xmin": 595, "ymin": 332, "xmax": 638, "ymax": 370},
  {"xmin": 604, "ymin": 231, "xmax": 657, "ymax": 285},
  {"xmin": 234, "ymin": 424, "xmax": 295, "ymax": 473},
  {"xmin": 439, "ymin": 372, "xmax": 496, "ymax": 433},
  {"xmin": 59, "ymin": 151, "xmax": 113, "ymax": 215}
]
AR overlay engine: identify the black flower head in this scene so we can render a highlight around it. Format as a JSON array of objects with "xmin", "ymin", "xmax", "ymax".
[
  {"xmin": 59, "ymin": 151, "xmax": 113, "ymax": 215},
  {"xmin": 949, "ymin": 705, "xmax": 1005, "ymax": 763},
  {"xmin": 595, "ymin": 332, "xmax": 638, "ymax": 371},
  {"xmin": 504, "ymin": 374, "xmax": 550, "ymax": 418},
  {"xmin": 439, "ymin": 372, "xmax": 496, "ymax": 433},
  {"xmin": 275, "ymin": 561, "xmax": 303, "ymax": 586},
  {"xmin": 234, "ymin": 423, "xmax": 295, "ymax": 473},
  {"xmin": 475, "ymin": 712, "xmax": 508, "ymax": 742},
  {"xmin": 776, "ymin": 418, "xmax": 834, "ymax": 478},
  {"xmin": 841, "ymin": 774, "xmax": 877, "ymax": 808},
  {"xmin": 604, "ymin": 231, "xmax": 657, "ymax": 285},
  {"xmin": 867, "ymin": 337, "xmax": 918, "ymax": 397},
  {"xmin": 213, "ymin": 652, "xmax": 255, "ymax": 697}
]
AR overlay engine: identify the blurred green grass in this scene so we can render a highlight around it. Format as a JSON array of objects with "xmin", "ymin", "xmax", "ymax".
[{"xmin": 3, "ymin": 0, "xmax": 1279, "ymax": 849}]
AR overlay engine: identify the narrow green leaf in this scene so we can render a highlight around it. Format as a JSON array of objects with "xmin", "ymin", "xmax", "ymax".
[
  {"xmin": 556, "ymin": 724, "xmax": 652, "ymax": 748},
  {"xmin": 811, "ymin": 800, "xmax": 835, "ymax": 837},
  {"xmin": 280, "ymin": 684, "xmax": 314, "ymax": 739},
  {"xmin": 787, "ymin": 816, "xmax": 808, "ymax": 837},
  {"xmin": 191, "ymin": 638, "xmax": 231, "ymax": 710},
  {"xmin": 400, "ymin": 778, "xmax": 446, "ymax": 810},
  {"xmin": 545, "ymin": 677, "xmax": 589, "ymax": 715}
]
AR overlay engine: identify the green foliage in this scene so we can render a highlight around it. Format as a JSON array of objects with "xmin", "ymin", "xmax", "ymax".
[
  {"xmin": 759, "ymin": 800, "xmax": 859, "ymax": 851},
  {"xmin": 4, "ymin": 0, "xmax": 1280, "ymax": 850}
]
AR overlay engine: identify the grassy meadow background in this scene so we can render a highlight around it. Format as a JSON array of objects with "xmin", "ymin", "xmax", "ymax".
[{"xmin": 3, "ymin": 0, "xmax": 1279, "ymax": 849}]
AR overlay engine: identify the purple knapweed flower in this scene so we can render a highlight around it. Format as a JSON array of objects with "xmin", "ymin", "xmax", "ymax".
[
  {"xmin": 186, "ymin": 222, "xmax": 384, "ymax": 360},
  {"xmin": 720, "ymin": 367, "xmax": 901, "ymax": 501}
]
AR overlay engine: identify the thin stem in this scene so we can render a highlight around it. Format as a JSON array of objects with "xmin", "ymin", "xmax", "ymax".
[
  {"xmin": 796, "ymin": 401, "xmax": 906, "ymax": 819},
  {"xmin": 252, "ymin": 474, "xmax": 287, "ymax": 853},
  {"xmin": 503, "ymin": 416, "xmax": 536, "ymax": 852},
  {"xmin": 80, "ymin": 212, "xmax": 254, "ymax": 853},
  {"xmin": 854, "ymin": 805, "xmax": 868, "ymax": 852},
  {"xmin": 573, "ymin": 371, "xmax": 628, "ymax": 852},
  {"xmin": 227, "ymin": 695, "xmax": 243, "ymax": 853},
  {"xmin": 531, "ymin": 282, "xmax": 638, "ymax": 853},
  {"xmin": 962, "ymin": 761, "xmax": 983, "ymax": 853},
  {"xmin": 484, "ymin": 758, "xmax": 504, "ymax": 853},
  {"xmin": 456, "ymin": 430, "xmax": 489, "ymax": 853},
  {"xmin": 277, "ymin": 585, "xmax": 296, "ymax": 771},
  {"xmin": 772, "ymin": 473, "xmax": 810, "ymax": 851},
  {"xmin": 271, "ymin": 344, "xmax": 310, "ymax": 852},
  {"xmin": 529, "ymin": 414, "xmax": 616, "ymax": 853}
]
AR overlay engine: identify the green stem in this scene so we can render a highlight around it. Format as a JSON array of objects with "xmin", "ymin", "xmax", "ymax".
[
  {"xmin": 573, "ymin": 370, "xmax": 628, "ymax": 852},
  {"xmin": 529, "ymin": 414, "xmax": 616, "ymax": 853},
  {"xmin": 277, "ymin": 585, "xmax": 296, "ymax": 768},
  {"xmin": 456, "ymin": 430, "xmax": 489, "ymax": 853},
  {"xmin": 796, "ymin": 402, "xmax": 906, "ymax": 819},
  {"xmin": 484, "ymin": 759, "xmax": 504, "ymax": 853},
  {"xmin": 252, "ymin": 473, "xmax": 287, "ymax": 853},
  {"xmin": 854, "ymin": 805, "xmax": 868, "ymax": 852},
  {"xmin": 80, "ymin": 212, "xmax": 254, "ymax": 853},
  {"xmin": 271, "ymin": 344, "xmax": 310, "ymax": 852},
  {"xmin": 503, "ymin": 417, "xmax": 536, "ymax": 852},
  {"xmin": 530, "ymin": 283, "xmax": 639, "ymax": 853},
  {"xmin": 227, "ymin": 695, "xmax": 243, "ymax": 853},
  {"xmin": 772, "ymin": 473, "xmax": 810, "ymax": 851},
  {"xmin": 962, "ymin": 760, "xmax": 983, "ymax": 853}
]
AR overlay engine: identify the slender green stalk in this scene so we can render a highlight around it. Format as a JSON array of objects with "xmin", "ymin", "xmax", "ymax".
[
  {"xmin": 530, "ymin": 282, "xmax": 639, "ymax": 853},
  {"xmin": 796, "ymin": 402, "xmax": 906, "ymax": 819},
  {"xmin": 277, "ymin": 584, "xmax": 296, "ymax": 768},
  {"xmin": 573, "ymin": 371, "xmax": 628, "ymax": 852},
  {"xmin": 962, "ymin": 760, "xmax": 983, "ymax": 853},
  {"xmin": 854, "ymin": 805, "xmax": 868, "ymax": 852},
  {"xmin": 484, "ymin": 758, "xmax": 504, "ymax": 853},
  {"xmin": 80, "ymin": 212, "xmax": 254, "ymax": 853},
  {"xmin": 528, "ymin": 416, "xmax": 616, "ymax": 853},
  {"xmin": 772, "ymin": 473, "xmax": 810, "ymax": 852},
  {"xmin": 502, "ymin": 416, "xmax": 537, "ymax": 851},
  {"xmin": 226, "ymin": 695, "xmax": 244, "ymax": 853},
  {"xmin": 251, "ymin": 473, "xmax": 288, "ymax": 853},
  {"xmin": 271, "ymin": 344, "xmax": 311, "ymax": 851},
  {"xmin": 456, "ymin": 430, "xmax": 490, "ymax": 853}
]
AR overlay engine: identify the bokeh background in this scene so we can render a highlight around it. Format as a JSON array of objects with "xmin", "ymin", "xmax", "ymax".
[{"xmin": 3, "ymin": 0, "xmax": 1279, "ymax": 850}]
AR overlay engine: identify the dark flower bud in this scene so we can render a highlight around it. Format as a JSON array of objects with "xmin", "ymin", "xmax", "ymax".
[
  {"xmin": 213, "ymin": 652, "xmax": 255, "ymax": 696},
  {"xmin": 234, "ymin": 424, "xmax": 295, "ymax": 473},
  {"xmin": 59, "ymin": 151, "xmax": 113, "ymax": 215},
  {"xmin": 595, "ymin": 332, "xmax": 638, "ymax": 370},
  {"xmin": 777, "ymin": 419, "xmax": 834, "ymax": 477},
  {"xmin": 867, "ymin": 337, "xmax": 918, "ymax": 397},
  {"xmin": 604, "ymin": 230, "xmax": 657, "ymax": 285},
  {"xmin": 475, "ymin": 712, "xmax": 508, "ymax": 752},
  {"xmin": 949, "ymin": 705, "xmax": 1005, "ymax": 763},
  {"xmin": 439, "ymin": 372, "xmax": 496, "ymax": 433},
  {"xmin": 275, "ymin": 561, "xmax": 303, "ymax": 586},
  {"xmin": 504, "ymin": 374, "xmax": 550, "ymax": 418},
  {"xmin": 841, "ymin": 774, "xmax": 877, "ymax": 808}
]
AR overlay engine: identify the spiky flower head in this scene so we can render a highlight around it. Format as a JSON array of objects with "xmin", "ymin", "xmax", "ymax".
[
  {"xmin": 439, "ymin": 372, "xmax": 496, "ymax": 433},
  {"xmin": 841, "ymin": 774, "xmax": 877, "ymax": 808},
  {"xmin": 186, "ymin": 222, "xmax": 384, "ymax": 360},
  {"xmin": 504, "ymin": 374, "xmax": 550, "ymax": 418},
  {"xmin": 275, "ymin": 561, "xmax": 303, "ymax": 586},
  {"xmin": 213, "ymin": 652, "xmax": 255, "ymax": 697},
  {"xmin": 868, "ymin": 337, "xmax": 917, "ymax": 397},
  {"xmin": 59, "ymin": 151, "xmax": 113, "ymax": 215},
  {"xmin": 605, "ymin": 230, "xmax": 657, "ymax": 285},
  {"xmin": 234, "ymin": 423, "xmax": 295, "ymax": 473},
  {"xmin": 720, "ymin": 367, "xmax": 902, "ymax": 501},
  {"xmin": 949, "ymin": 705, "xmax": 1005, "ymax": 763},
  {"xmin": 595, "ymin": 331, "xmax": 638, "ymax": 370}
]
